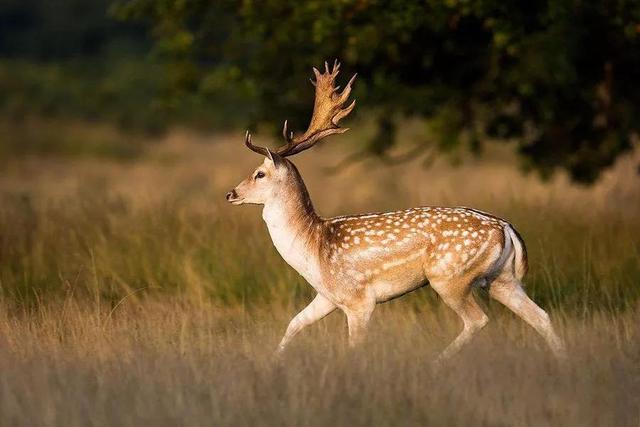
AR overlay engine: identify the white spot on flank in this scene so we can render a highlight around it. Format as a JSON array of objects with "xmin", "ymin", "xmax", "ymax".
[{"xmin": 381, "ymin": 251, "xmax": 422, "ymax": 271}]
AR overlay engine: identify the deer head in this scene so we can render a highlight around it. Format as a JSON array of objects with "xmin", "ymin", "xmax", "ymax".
[
  {"xmin": 225, "ymin": 149, "xmax": 288, "ymax": 205},
  {"xmin": 226, "ymin": 60, "xmax": 356, "ymax": 206}
]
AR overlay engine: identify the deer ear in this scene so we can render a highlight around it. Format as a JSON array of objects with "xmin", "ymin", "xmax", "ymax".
[{"xmin": 266, "ymin": 149, "xmax": 285, "ymax": 168}]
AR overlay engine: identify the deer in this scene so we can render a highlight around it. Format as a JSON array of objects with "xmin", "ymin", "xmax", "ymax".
[{"xmin": 226, "ymin": 60, "xmax": 566, "ymax": 365}]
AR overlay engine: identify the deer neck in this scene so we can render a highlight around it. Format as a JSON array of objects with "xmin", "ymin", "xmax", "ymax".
[{"xmin": 262, "ymin": 175, "xmax": 323, "ymax": 287}]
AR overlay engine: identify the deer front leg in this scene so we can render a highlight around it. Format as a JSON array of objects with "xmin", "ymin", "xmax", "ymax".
[
  {"xmin": 344, "ymin": 298, "xmax": 376, "ymax": 348},
  {"xmin": 276, "ymin": 294, "xmax": 336, "ymax": 354}
]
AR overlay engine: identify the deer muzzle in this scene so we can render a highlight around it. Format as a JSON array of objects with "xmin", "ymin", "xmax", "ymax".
[{"xmin": 226, "ymin": 189, "xmax": 240, "ymax": 203}]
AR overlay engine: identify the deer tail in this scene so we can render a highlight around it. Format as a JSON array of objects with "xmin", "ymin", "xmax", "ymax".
[{"xmin": 504, "ymin": 224, "xmax": 528, "ymax": 281}]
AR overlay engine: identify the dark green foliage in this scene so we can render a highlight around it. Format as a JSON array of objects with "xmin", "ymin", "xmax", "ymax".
[
  {"xmin": 0, "ymin": 0, "xmax": 147, "ymax": 59},
  {"xmin": 2, "ymin": 0, "xmax": 639, "ymax": 182},
  {"xmin": 0, "ymin": 0, "xmax": 254, "ymax": 138},
  {"xmin": 0, "ymin": 59, "xmax": 168, "ymax": 134},
  {"xmin": 114, "ymin": 0, "xmax": 640, "ymax": 183}
]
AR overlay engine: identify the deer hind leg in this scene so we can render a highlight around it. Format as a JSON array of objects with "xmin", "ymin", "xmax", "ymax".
[
  {"xmin": 276, "ymin": 294, "xmax": 336, "ymax": 354},
  {"xmin": 431, "ymin": 281, "xmax": 489, "ymax": 366},
  {"xmin": 489, "ymin": 278, "xmax": 566, "ymax": 359}
]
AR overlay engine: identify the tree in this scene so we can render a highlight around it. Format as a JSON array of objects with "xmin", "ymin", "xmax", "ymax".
[
  {"xmin": 114, "ymin": 0, "xmax": 640, "ymax": 183},
  {"xmin": 0, "ymin": 0, "xmax": 148, "ymax": 59}
]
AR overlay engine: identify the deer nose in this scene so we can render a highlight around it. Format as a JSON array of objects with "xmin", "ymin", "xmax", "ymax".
[{"xmin": 226, "ymin": 189, "xmax": 237, "ymax": 201}]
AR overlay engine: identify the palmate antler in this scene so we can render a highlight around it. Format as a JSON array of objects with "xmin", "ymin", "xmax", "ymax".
[{"xmin": 245, "ymin": 59, "xmax": 356, "ymax": 157}]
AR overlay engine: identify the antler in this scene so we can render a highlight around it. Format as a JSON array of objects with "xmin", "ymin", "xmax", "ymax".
[{"xmin": 244, "ymin": 59, "xmax": 356, "ymax": 157}]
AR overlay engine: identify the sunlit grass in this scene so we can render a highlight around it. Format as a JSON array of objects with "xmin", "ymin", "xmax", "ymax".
[
  {"xmin": 1, "ymin": 183, "xmax": 637, "ymax": 312},
  {"xmin": 0, "ymin": 299, "xmax": 638, "ymax": 426}
]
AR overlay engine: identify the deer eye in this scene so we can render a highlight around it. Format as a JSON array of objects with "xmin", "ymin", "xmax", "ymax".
[{"xmin": 255, "ymin": 171, "xmax": 265, "ymax": 180}]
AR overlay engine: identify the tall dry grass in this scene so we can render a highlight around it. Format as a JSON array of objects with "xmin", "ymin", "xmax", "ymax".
[
  {"xmin": 0, "ymin": 300, "xmax": 638, "ymax": 426},
  {"xmin": 0, "ymin": 123, "xmax": 639, "ymax": 425}
]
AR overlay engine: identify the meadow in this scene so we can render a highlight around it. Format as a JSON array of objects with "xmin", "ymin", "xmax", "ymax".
[{"xmin": 0, "ymin": 120, "xmax": 639, "ymax": 425}]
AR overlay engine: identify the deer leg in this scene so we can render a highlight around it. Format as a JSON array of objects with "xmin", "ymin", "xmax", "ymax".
[
  {"xmin": 344, "ymin": 301, "xmax": 376, "ymax": 348},
  {"xmin": 489, "ymin": 279, "xmax": 566, "ymax": 359},
  {"xmin": 431, "ymin": 282, "xmax": 489, "ymax": 367},
  {"xmin": 276, "ymin": 294, "xmax": 336, "ymax": 354}
]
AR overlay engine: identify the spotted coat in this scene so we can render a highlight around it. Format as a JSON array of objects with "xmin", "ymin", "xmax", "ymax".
[{"xmin": 319, "ymin": 206, "xmax": 518, "ymax": 306}]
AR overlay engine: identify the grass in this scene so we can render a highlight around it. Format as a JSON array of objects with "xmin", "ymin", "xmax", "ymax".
[
  {"xmin": 0, "ymin": 117, "xmax": 146, "ymax": 162},
  {"xmin": 0, "ymin": 300, "xmax": 638, "ymax": 426},
  {"xmin": 0, "ymin": 122, "xmax": 639, "ymax": 425}
]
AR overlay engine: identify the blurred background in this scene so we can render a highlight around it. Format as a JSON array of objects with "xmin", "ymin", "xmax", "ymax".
[
  {"xmin": 1, "ymin": 2, "xmax": 639, "ymax": 425},
  {"xmin": 1, "ymin": 0, "xmax": 640, "ymax": 307},
  {"xmin": 1, "ymin": 0, "xmax": 639, "ymax": 309},
  {"xmin": 2, "ymin": 0, "xmax": 640, "ymax": 181}
]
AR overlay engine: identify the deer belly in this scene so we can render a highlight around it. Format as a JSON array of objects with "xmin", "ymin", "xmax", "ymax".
[{"xmin": 371, "ymin": 267, "xmax": 427, "ymax": 302}]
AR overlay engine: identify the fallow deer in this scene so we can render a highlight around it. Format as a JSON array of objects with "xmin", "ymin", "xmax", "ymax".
[{"xmin": 226, "ymin": 60, "xmax": 566, "ymax": 364}]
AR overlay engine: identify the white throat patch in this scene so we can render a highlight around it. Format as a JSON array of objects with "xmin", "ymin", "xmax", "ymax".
[{"xmin": 262, "ymin": 202, "xmax": 322, "ymax": 289}]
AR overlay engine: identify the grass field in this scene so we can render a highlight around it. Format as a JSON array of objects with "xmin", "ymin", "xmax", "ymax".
[{"xmin": 0, "ymin": 121, "xmax": 639, "ymax": 425}]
